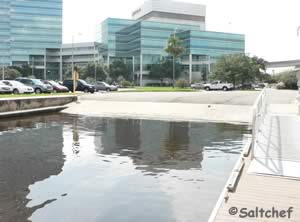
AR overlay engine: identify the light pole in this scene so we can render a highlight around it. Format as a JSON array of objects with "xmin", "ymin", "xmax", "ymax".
[
  {"xmin": 297, "ymin": 26, "xmax": 300, "ymax": 113},
  {"xmin": 2, "ymin": 38, "xmax": 13, "ymax": 80},
  {"xmin": 72, "ymin": 33, "xmax": 82, "ymax": 77},
  {"xmin": 31, "ymin": 56, "xmax": 34, "ymax": 77},
  {"xmin": 94, "ymin": 43, "xmax": 97, "ymax": 81},
  {"xmin": 1, "ymin": 62, "xmax": 4, "ymax": 80}
]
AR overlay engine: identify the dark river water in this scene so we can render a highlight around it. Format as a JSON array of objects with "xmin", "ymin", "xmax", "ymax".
[{"xmin": 0, "ymin": 114, "xmax": 250, "ymax": 222}]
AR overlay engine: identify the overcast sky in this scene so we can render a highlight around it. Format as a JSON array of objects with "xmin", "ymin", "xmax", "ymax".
[{"xmin": 63, "ymin": 0, "xmax": 300, "ymax": 62}]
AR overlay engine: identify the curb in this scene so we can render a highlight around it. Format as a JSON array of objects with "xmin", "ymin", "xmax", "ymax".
[{"xmin": 0, "ymin": 106, "xmax": 68, "ymax": 118}]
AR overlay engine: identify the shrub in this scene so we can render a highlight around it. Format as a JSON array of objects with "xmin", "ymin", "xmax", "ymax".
[
  {"xmin": 275, "ymin": 71, "xmax": 298, "ymax": 89},
  {"xmin": 175, "ymin": 79, "xmax": 189, "ymax": 88},
  {"xmin": 105, "ymin": 77, "xmax": 113, "ymax": 84},
  {"xmin": 117, "ymin": 75, "xmax": 125, "ymax": 83},
  {"xmin": 120, "ymin": 80, "xmax": 132, "ymax": 88}
]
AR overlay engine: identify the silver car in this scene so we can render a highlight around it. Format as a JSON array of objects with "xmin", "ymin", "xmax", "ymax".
[{"xmin": 95, "ymin": 81, "xmax": 118, "ymax": 92}]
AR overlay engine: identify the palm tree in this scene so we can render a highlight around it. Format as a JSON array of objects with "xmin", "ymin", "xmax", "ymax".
[{"xmin": 165, "ymin": 34, "xmax": 185, "ymax": 87}]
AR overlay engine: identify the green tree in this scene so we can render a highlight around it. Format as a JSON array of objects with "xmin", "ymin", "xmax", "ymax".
[
  {"xmin": 10, "ymin": 64, "xmax": 32, "ymax": 77},
  {"xmin": 108, "ymin": 60, "xmax": 131, "ymax": 81},
  {"xmin": 212, "ymin": 54, "xmax": 267, "ymax": 87},
  {"xmin": 149, "ymin": 58, "xmax": 181, "ymax": 84},
  {"xmin": 81, "ymin": 63, "xmax": 107, "ymax": 81},
  {"xmin": 4, "ymin": 68, "xmax": 21, "ymax": 80},
  {"xmin": 165, "ymin": 34, "xmax": 185, "ymax": 87}
]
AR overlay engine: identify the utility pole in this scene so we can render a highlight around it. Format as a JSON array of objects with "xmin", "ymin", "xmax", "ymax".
[
  {"xmin": 72, "ymin": 33, "xmax": 82, "ymax": 78},
  {"xmin": 32, "ymin": 56, "xmax": 34, "ymax": 77},
  {"xmin": 94, "ymin": 43, "xmax": 97, "ymax": 81},
  {"xmin": 2, "ymin": 63, "xmax": 4, "ymax": 80},
  {"xmin": 72, "ymin": 35, "xmax": 74, "ymax": 77}
]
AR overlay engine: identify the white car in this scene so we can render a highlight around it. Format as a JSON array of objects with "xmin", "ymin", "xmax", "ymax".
[
  {"xmin": 0, "ymin": 81, "xmax": 13, "ymax": 94},
  {"xmin": 2, "ymin": 80, "xmax": 34, "ymax": 94},
  {"xmin": 203, "ymin": 81, "xmax": 234, "ymax": 91}
]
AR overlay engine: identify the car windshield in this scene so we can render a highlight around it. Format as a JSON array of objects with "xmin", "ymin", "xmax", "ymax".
[
  {"xmin": 98, "ymin": 82, "xmax": 109, "ymax": 86},
  {"xmin": 48, "ymin": 80, "xmax": 60, "ymax": 87},
  {"xmin": 79, "ymin": 80, "xmax": 88, "ymax": 85},
  {"xmin": 10, "ymin": 81, "xmax": 25, "ymax": 86},
  {"xmin": 32, "ymin": 79, "xmax": 44, "ymax": 85}
]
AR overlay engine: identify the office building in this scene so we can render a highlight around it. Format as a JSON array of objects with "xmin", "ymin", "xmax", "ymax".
[
  {"xmin": 98, "ymin": 0, "xmax": 245, "ymax": 85},
  {"xmin": 45, "ymin": 42, "xmax": 101, "ymax": 80},
  {"xmin": 266, "ymin": 60, "xmax": 300, "ymax": 75},
  {"xmin": 0, "ymin": 0, "xmax": 62, "ymax": 78}
]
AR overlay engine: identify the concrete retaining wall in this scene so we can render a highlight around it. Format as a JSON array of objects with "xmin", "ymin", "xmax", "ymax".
[{"xmin": 0, "ymin": 95, "xmax": 77, "ymax": 113}]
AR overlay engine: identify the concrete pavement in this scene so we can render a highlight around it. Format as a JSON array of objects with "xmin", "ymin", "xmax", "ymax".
[
  {"xmin": 64, "ymin": 90, "xmax": 298, "ymax": 124},
  {"xmin": 80, "ymin": 90, "xmax": 260, "ymax": 105}
]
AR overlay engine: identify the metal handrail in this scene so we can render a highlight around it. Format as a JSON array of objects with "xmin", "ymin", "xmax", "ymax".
[{"xmin": 251, "ymin": 88, "xmax": 268, "ymax": 159}]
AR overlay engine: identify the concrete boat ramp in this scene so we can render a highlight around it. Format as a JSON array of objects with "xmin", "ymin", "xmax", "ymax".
[{"xmin": 210, "ymin": 89, "xmax": 300, "ymax": 221}]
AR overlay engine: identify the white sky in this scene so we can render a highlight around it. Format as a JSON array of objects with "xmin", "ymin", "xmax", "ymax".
[{"xmin": 63, "ymin": 0, "xmax": 300, "ymax": 62}]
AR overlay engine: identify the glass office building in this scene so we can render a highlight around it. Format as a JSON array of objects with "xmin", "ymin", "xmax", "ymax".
[
  {"xmin": 98, "ymin": 0, "xmax": 245, "ymax": 85},
  {"xmin": 0, "ymin": 0, "xmax": 62, "ymax": 78}
]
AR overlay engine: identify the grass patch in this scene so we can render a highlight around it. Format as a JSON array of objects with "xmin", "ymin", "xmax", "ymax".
[
  {"xmin": 123, "ymin": 87, "xmax": 195, "ymax": 92},
  {"xmin": 0, "ymin": 92, "xmax": 76, "ymax": 98}
]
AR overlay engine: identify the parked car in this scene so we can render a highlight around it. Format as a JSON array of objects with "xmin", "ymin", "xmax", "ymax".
[
  {"xmin": 0, "ymin": 81, "xmax": 13, "ymax": 94},
  {"xmin": 16, "ymin": 78, "xmax": 53, "ymax": 94},
  {"xmin": 95, "ymin": 81, "xmax": 118, "ymax": 92},
  {"xmin": 43, "ymin": 80, "xmax": 69, "ymax": 93},
  {"xmin": 203, "ymin": 81, "xmax": 234, "ymax": 91},
  {"xmin": 2, "ymin": 80, "xmax": 34, "ymax": 94},
  {"xmin": 191, "ymin": 83, "xmax": 204, "ymax": 90},
  {"xmin": 63, "ymin": 79, "xmax": 95, "ymax": 93},
  {"xmin": 253, "ymin": 83, "xmax": 268, "ymax": 89},
  {"xmin": 236, "ymin": 83, "xmax": 254, "ymax": 90}
]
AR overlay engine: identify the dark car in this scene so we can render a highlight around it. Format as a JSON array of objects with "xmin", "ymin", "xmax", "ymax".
[
  {"xmin": 44, "ymin": 80, "xmax": 69, "ymax": 93},
  {"xmin": 95, "ymin": 81, "xmax": 118, "ymax": 92},
  {"xmin": 16, "ymin": 78, "xmax": 52, "ymax": 94},
  {"xmin": 236, "ymin": 83, "xmax": 254, "ymax": 90},
  {"xmin": 63, "ymin": 79, "xmax": 95, "ymax": 93}
]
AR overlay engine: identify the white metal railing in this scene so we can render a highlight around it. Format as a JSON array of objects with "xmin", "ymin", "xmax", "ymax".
[
  {"xmin": 251, "ymin": 88, "xmax": 268, "ymax": 159},
  {"xmin": 208, "ymin": 88, "xmax": 268, "ymax": 222}
]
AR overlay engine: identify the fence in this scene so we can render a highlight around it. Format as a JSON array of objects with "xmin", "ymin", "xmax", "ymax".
[{"xmin": 251, "ymin": 88, "xmax": 268, "ymax": 159}]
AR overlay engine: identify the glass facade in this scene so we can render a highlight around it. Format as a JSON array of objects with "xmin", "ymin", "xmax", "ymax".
[
  {"xmin": 99, "ymin": 18, "xmax": 245, "ymax": 82},
  {"xmin": 99, "ymin": 18, "xmax": 135, "ymax": 57},
  {"xmin": 0, "ymin": 0, "xmax": 62, "ymax": 66},
  {"xmin": 101, "ymin": 18, "xmax": 245, "ymax": 63},
  {"xmin": 98, "ymin": 8, "xmax": 245, "ymax": 84},
  {"xmin": 177, "ymin": 30, "xmax": 245, "ymax": 60}
]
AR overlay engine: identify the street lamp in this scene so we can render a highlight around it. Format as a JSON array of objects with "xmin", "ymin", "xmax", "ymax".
[
  {"xmin": 1, "ymin": 38, "xmax": 13, "ymax": 80},
  {"xmin": 72, "ymin": 33, "xmax": 82, "ymax": 77},
  {"xmin": 94, "ymin": 43, "xmax": 97, "ymax": 81}
]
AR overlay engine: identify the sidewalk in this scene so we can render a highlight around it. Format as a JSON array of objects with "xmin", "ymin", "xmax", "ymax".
[{"xmin": 211, "ymin": 92, "xmax": 300, "ymax": 221}]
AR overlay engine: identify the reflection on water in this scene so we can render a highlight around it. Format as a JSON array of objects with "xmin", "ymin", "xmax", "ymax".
[{"xmin": 0, "ymin": 114, "xmax": 250, "ymax": 222}]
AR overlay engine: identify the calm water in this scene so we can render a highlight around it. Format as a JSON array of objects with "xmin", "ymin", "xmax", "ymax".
[{"xmin": 0, "ymin": 114, "xmax": 250, "ymax": 222}]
